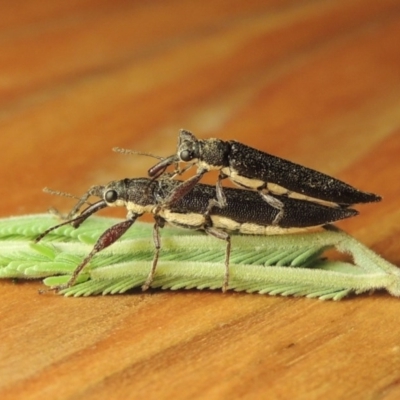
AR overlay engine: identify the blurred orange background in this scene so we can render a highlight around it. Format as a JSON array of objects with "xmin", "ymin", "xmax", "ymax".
[{"xmin": 1, "ymin": 1, "xmax": 400, "ymax": 399}]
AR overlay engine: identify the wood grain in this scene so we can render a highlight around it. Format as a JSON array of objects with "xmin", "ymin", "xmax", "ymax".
[{"xmin": 1, "ymin": 1, "xmax": 400, "ymax": 399}]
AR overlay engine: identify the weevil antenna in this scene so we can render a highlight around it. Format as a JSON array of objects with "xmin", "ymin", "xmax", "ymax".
[
  {"xmin": 43, "ymin": 186, "xmax": 104, "ymax": 220},
  {"xmin": 43, "ymin": 187, "xmax": 90, "ymax": 203},
  {"xmin": 113, "ymin": 147, "xmax": 164, "ymax": 160}
]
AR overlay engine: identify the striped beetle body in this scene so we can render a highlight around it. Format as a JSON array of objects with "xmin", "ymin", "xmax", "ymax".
[
  {"xmin": 149, "ymin": 130, "xmax": 381, "ymax": 224},
  {"xmin": 37, "ymin": 177, "xmax": 358, "ymax": 293}
]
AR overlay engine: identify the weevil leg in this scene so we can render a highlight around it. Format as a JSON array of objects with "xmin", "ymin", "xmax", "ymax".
[
  {"xmin": 169, "ymin": 161, "xmax": 196, "ymax": 180},
  {"xmin": 35, "ymin": 200, "xmax": 108, "ymax": 242},
  {"xmin": 42, "ymin": 187, "xmax": 94, "ymax": 221},
  {"xmin": 204, "ymin": 216, "xmax": 231, "ymax": 293},
  {"xmin": 66, "ymin": 185, "xmax": 105, "ymax": 220},
  {"xmin": 259, "ymin": 190, "xmax": 285, "ymax": 225},
  {"xmin": 45, "ymin": 217, "xmax": 137, "ymax": 293},
  {"xmin": 202, "ymin": 174, "xmax": 231, "ymax": 292},
  {"xmin": 142, "ymin": 216, "xmax": 165, "ymax": 291},
  {"xmin": 205, "ymin": 227, "xmax": 231, "ymax": 293},
  {"xmin": 204, "ymin": 172, "xmax": 228, "ymax": 216},
  {"xmin": 163, "ymin": 169, "xmax": 207, "ymax": 206},
  {"xmin": 215, "ymin": 172, "xmax": 228, "ymax": 208}
]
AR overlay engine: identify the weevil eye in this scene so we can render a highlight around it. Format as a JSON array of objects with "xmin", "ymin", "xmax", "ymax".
[
  {"xmin": 180, "ymin": 150, "xmax": 193, "ymax": 161},
  {"xmin": 105, "ymin": 190, "xmax": 118, "ymax": 203}
]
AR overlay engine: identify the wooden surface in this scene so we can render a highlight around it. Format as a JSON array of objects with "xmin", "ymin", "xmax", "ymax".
[{"xmin": 1, "ymin": 1, "xmax": 400, "ymax": 399}]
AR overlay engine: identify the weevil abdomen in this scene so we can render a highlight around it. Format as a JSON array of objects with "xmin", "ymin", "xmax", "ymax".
[
  {"xmin": 160, "ymin": 181, "xmax": 358, "ymax": 232},
  {"xmin": 226, "ymin": 141, "xmax": 381, "ymax": 205}
]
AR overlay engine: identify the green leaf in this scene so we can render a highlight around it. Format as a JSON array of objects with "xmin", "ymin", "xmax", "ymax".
[{"xmin": 0, "ymin": 215, "xmax": 399, "ymax": 300}]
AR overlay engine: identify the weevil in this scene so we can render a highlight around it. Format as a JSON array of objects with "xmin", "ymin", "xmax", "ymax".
[
  {"xmin": 148, "ymin": 130, "xmax": 381, "ymax": 223},
  {"xmin": 36, "ymin": 177, "xmax": 358, "ymax": 293}
]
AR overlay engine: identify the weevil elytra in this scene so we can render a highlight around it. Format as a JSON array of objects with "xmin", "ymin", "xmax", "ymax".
[
  {"xmin": 37, "ymin": 178, "xmax": 358, "ymax": 293},
  {"xmin": 148, "ymin": 130, "xmax": 381, "ymax": 223}
]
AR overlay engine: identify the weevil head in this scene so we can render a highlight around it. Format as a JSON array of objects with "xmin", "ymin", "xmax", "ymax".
[
  {"xmin": 102, "ymin": 179, "xmax": 130, "ymax": 208},
  {"xmin": 103, "ymin": 178, "xmax": 158, "ymax": 212},
  {"xmin": 177, "ymin": 129, "xmax": 230, "ymax": 170},
  {"xmin": 177, "ymin": 130, "xmax": 201, "ymax": 162}
]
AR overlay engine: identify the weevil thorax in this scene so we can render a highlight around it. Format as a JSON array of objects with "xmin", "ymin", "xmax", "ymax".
[
  {"xmin": 199, "ymin": 139, "xmax": 230, "ymax": 171},
  {"xmin": 177, "ymin": 130, "xmax": 230, "ymax": 171},
  {"xmin": 103, "ymin": 178, "xmax": 157, "ymax": 214}
]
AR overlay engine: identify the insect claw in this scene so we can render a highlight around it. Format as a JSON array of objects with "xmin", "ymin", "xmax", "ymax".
[
  {"xmin": 259, "ymin": 192, "xmax": 285, "ymax": 225},
  {"xmin": 141, "ymin": 278, "xmax": 153, "ymax": 291},
  {"xmin": 272, "ymin": 210, "xmax": 284, "ymax": 225},
  {"xmin": 38, "ymin": 283, "xmax": 68, "ymax": 295}
]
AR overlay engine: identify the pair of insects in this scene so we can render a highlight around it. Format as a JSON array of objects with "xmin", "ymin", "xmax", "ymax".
[{"xmin": 37, "ymin": 130, "xmax": 381, "ymax": 292}]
